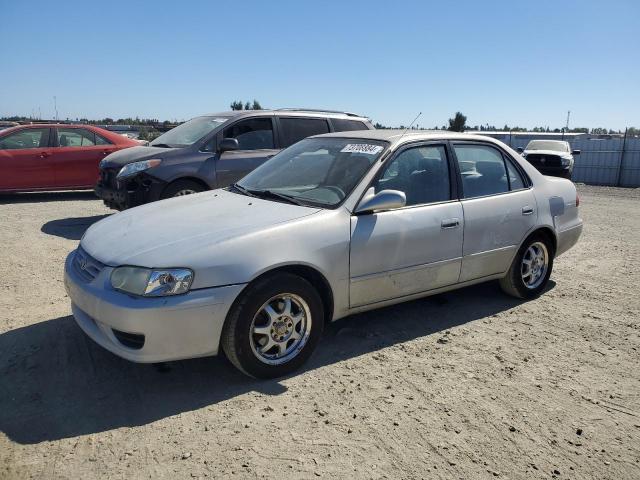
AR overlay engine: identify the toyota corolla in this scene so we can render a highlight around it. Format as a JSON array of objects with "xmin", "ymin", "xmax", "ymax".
[{"xmin": 64, "ymin": 130, "xmax": 583, "ymax": 378}]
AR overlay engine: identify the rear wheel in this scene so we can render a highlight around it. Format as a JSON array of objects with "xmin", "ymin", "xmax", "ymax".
[
  {"xmin": 221, "ymin": 273, "xmax": 324, "ymax": 378},
  {"xmin": 161, "ymin": 179, "xmax": 206, "ymax": 199},
  {"xmin": 499, "ymin": 234, "xmax": 554, "ymax": 299}
]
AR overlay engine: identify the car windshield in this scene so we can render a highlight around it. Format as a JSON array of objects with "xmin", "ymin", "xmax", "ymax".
[
  {"xmin": 235, "ymin": 137, "xmax": 387, "ymax": 207},
  {"xmin": 150, "ymin": 116, "xmax": 229, "ymax": 148},
  {"xmin": 526, "ymin": 140, "xmax": 569, "ymax": 152}
]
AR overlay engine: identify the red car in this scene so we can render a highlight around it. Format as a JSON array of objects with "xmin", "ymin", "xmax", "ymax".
[{"xmin": 0, "ymin": 124, "xmax": 139, "ymax": 192}]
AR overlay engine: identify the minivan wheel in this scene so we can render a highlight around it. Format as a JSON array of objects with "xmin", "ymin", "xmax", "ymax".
[
  {"xmin": 161, "ymin": 180, "xmax": 206, "ymax": 199},
  {"xmin": 221, "ymin": 273, "xmax": 324, "ymax": 378},
  {"xmin": 499, "ymin": 234, "xmax": 554, "ymax": 299}
]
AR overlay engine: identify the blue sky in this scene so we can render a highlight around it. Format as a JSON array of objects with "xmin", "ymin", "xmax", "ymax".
[{"xmin": 1, "ymin": 0, "xmax": 638, "ymax": 129}]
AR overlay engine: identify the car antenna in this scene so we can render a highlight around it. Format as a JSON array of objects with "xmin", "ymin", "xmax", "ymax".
[{"xmin": 398, "ymin": 112, "xmax": 422, "ymax": 140}]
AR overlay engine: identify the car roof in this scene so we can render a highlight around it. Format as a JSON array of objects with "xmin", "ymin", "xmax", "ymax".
[
  {"xmin": 200, "ymin": 109, "xmax": 370, "ymax": 121},
  {"xmin": 313, "ymin": 129, "xmax": 505, "ymax": 148}
]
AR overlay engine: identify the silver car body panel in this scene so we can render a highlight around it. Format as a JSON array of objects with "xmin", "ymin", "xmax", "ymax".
[{"xmin": 66, "ymin": 130, "xmax": 583, "ymax": 362}]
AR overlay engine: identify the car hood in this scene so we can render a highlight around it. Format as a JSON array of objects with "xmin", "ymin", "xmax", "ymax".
[
  {"xmin": 81, "ymin": 189, "xmax": 320, "ymax": 267},
  {"xmin": 523, "ymin": 149, "xmax": 572, "ymax": 157},
  {"xmin": 100, "ymin": 145, "xmax": 180, "ymax": 168}
]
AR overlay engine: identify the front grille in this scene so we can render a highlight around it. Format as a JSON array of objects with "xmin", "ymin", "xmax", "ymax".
[
  {"xmin": 99, "ymin": 168, "xmax": 119, "ymax": 188},
  {"xmin": 112, "ymin": 329, "xmax": 145, "ymax": 350},
  {"xmin": 72, "ymin": 247, "xmax": 105, "ymax": 282},
  {"xmin": 526, "ymin": 153, "xmax": 562, "ymax": 167}
]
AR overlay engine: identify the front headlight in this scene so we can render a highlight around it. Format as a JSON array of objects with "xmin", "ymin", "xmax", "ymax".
[
  {"xmin": 116, "ymin": 159, "xmax": 162, "ymax": 180},
  {"xmin": 561, "ymin": 156, "xmax": 572, "ymax": 166},
  {"xmin": 111, "ymin": 266, "xmax": 193, "ymax": 297}
]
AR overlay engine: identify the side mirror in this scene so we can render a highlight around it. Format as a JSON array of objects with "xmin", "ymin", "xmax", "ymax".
[
  {"xmin": 355, "ymin": 189, "xmax": 406, "ymax": 214},
  {"xmin": 572, "ymin": 149, "xmax": 581, "ymax": 155},
  {"xmin": 219, "ymin": 137, "xmax": 239, "ymax": 152},
  {"xmin": 516, "ymin": 147, "xmax": 524, "ymax": 153}
]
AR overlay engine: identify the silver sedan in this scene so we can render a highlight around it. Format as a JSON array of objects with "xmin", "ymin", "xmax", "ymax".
[{"xmin": 64, "ymin": 130, "xmax": 583, "ymax": 378}]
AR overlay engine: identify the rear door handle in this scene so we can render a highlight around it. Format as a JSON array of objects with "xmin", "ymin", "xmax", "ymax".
[
  {"xmin": 441, "ymin": 218, "xmax": 460, "ymax": 229},
  {"xmin": 39, "ymin": 151, "xmax": 51, "ymax": 158},
  {"xmin": 522, "ymin": 206, "xmax": 534, "ymax": 215}
]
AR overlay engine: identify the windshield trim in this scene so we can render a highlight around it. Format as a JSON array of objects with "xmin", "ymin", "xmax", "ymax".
[{"xmin": 236, "ymin": 137, "xmax": 391, "ymax": 210}]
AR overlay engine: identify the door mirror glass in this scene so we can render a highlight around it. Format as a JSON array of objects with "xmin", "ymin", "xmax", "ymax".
[
  {"xmin": 355, "ymin": 188, "xmax": 406, "ymax": 214},
  {"xmin": 572, "ymin": 149, "xmax": 581, "ymax": 155},
  {"xmin": 219, "ymin": 137, "xmax": 239, "ymax": 152}
]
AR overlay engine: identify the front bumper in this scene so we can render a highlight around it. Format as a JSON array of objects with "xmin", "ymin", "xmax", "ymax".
[
  {"xmin": 64, "ymin": 249, "xmax": 246, "ymax": 363},
  {"xmin": 95, "ymin": 171, "xmax": 166, "ymax": 210},
  {"xmin": 526, "ymin": 163, "xmax": 573, "ymax": 178}
]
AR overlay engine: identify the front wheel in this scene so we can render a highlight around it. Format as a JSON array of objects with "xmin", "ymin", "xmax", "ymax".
[
  {"xmin": 221, "ymin": 273, "xmax": 324, "ymax": 378},
  {"xmin": 499, "ymin": 234, "xmax": 554, "ymax": 299},
  {"xmin": 160, "ymin": 179, "xmax": 206, "ymax": 199}
]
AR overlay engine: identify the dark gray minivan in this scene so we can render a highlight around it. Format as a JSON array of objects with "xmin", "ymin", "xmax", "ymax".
[{"xmin": 95, "ymin": 109, "xmax": 374, "ymax": 210}]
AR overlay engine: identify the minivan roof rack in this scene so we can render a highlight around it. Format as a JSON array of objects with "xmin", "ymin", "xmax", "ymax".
[{"xmin": 275, "ymin": 108, "xmax": 363, "ymax": 117}]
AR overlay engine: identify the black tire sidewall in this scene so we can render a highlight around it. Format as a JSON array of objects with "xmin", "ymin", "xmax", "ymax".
[
  {"xmin": 161, "ymin": 180, "xmax": 205, "ymax": 199},
  {"xmin": 224, "ymin": 273, "xmax": 324, "ymax": 378},
  {"xmin": 512, "ymin": 235, "xmax": 554, "ymax": 299}
]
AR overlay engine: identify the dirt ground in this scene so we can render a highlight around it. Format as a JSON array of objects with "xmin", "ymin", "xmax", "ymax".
[{"xmin": 0, "ymin": 185, "xmax": 639, "ymax": 480}]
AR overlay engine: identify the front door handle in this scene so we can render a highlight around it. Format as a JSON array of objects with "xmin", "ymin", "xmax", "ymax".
[
  {"xmin": 441, "ymin": 218, "xmax": 460, "ymax": 229},
  {"xmin": 522, "ymin": 206, "xmax": 534, "ymax": 215},
  {"xmin": 39, "ymin": 151, "xmax": 51, "ymax": 158}
]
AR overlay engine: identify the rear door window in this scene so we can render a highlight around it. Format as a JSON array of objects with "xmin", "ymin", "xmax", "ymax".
[
  {"xmin": 279, "ymin": 117, "xmax": 330, "ymax": 147},
  {"xmin": 57, "ymin": 128, "xmax": 96, "ymax": 147},
  {"xmin": 332, "ymin": 118, "xmax": 368, "ymax": 132},
  {"xmin": 95, "ymin": 133, "xmax": 113, "ymax": 145},
  {"xmin": 453, "ymin": 144, "xmax": 509, "ymax": 198}
]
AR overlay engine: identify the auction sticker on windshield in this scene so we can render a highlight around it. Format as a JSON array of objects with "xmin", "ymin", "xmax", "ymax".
[{"xmin": 340, "ymin": 144, "xmax": 384, "ymax": 155}]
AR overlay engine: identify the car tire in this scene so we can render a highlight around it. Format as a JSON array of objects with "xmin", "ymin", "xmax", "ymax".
[
  {"xmin": 160, "ymin": 179, "xmax": 206, "ymax": 199},
  {"xmin": 499, "ymin": 233, "xmax": 554, "ymax": 299},
  {"xmin": 221, "ymin": 273, "xmax": 324, "ymax": 378}
]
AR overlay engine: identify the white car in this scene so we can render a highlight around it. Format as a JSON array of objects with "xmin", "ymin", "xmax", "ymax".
[
  {"xmin": 518, "ymin": 140, "xmax": 580, "ymax": 179},
  {"xmin": 64, "ymin": 130, "xmax": 583, "ymax": 378}
]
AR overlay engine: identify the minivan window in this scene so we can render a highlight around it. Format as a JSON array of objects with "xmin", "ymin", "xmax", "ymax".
[
  {"xmin": 279, "ymin": 118, "xmax": 330, "ymax": 147},
  {"xmin": 223, "ymin": 118, "xmax": 275, "ymax": 150},
  {"xmin": 150, "ymin": 116, "xmax": 229, "ymax": 148},
  {"xmin": 332, "ymin": 118, "xmax": 368, "ymax": 132}
]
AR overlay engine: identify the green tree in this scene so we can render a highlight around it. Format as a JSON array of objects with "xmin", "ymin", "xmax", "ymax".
[
  {"xmin": 448, "ymin": 112, "xmax": 467, "ymax": 132},
  {"xmin": 230, "ymin": 101, "xmax": 244, "ymax": 111}
]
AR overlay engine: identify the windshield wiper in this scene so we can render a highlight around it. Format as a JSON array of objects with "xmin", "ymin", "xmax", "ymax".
[
  {"xmin": 151, "ymin": 143, "xmax": 172, "ymax": 148},
  {"xmin": 247, "ymin": 188, "xmax": 305, "ymax": 206},
  {"xmin": 258, "ymin": 190, "xmax": 305, "ymax": 206},
  {"xmin": 230, "ymin": 183, "xmax": 258, "ymax": 198},
  {"xmin": 231, "ymin": 184, "xmax": 305, "ymax": 206}
]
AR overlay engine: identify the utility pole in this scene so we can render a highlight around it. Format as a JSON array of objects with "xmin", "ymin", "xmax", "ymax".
[
  {"xmin": 53, "ymin": 96, "xmax": 58, "ymax": 121},
  {"xmin": 565, "ymin": 110, "xmax": 571, "ymax": 131}
]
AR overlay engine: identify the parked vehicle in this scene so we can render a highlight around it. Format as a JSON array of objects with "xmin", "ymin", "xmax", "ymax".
[
  {"xmin": 0, "ymin": 121, "xmax": 19, "ymax": 131},
  {"xmin": 0, "ymin": 124, "xmax": 138, "ymax": 193},
  {"xmin": 65, "ymin": 130, "xmax": 583, "ymax": 378},
  {"xmin": 95, "ymin": 109, "xmax": 374, "ymax": 210},
  {"xmin": 518, "ymin": 140, "xmax": 580, "ymax": 179}
]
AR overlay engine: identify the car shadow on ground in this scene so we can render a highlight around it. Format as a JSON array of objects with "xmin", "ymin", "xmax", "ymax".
[
  {"xmin": 41, "ymin": 215, "xmax": 111, "ymax": 240},
  {"xmin": 0, "ymin": 280, "xmax": 554, "ymax": 445},
  {"xmin": 0, "ymin": 191, "xmax": 97, "ymax": 204}
]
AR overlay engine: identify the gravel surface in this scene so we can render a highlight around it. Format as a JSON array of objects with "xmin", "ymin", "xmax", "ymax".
[{"xmin": 1, "ymin": 185, "xmax": 639, "ymax": 479}]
